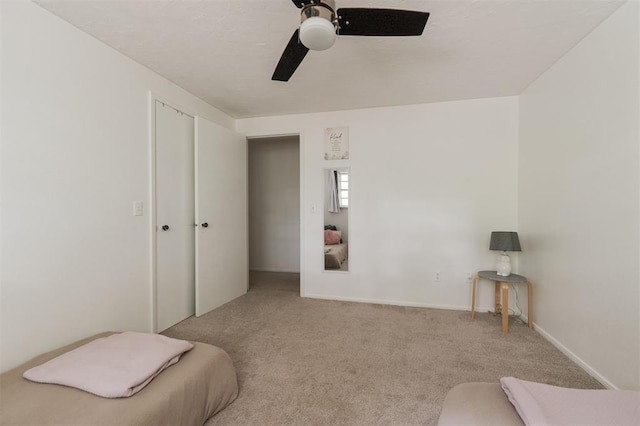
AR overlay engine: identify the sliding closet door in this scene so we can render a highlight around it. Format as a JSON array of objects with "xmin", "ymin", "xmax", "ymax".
[
  {"xmin": 155, "ymin": 101, "xmax": 195, "ymax": 331},
  {"xmin": 195, "ymin": 116, "xmax": 247, "ymax": 316}
]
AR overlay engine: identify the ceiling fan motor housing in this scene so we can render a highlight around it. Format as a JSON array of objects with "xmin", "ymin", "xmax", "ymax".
[
  {"xmin": 299, "ymin": 0, "xmax": 337, "ymax": 50},
  {"xmin": 301, "ymin": 0, "xmax": 336, "ymax": 23}
]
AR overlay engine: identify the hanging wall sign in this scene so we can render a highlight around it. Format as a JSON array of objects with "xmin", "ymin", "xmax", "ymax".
[{"xmin": 324, "ymin": 127, "xmax": 349, "ymax": 160}]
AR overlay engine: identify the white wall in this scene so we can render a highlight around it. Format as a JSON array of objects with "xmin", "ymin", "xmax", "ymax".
[
  {"xmin": 0, "ymin": 1, "xmax": 234, "ymax": 372},
  {"xmin": 519, "ymin": 1, "xmax": 639, "ymax": 390},
  {"xmin": 248, "ymin": 136, "xmax": 300, "ymax": 273},
  {"xmin": 238, "ymin": 97, "xmax": 520, "ymax": 310}
]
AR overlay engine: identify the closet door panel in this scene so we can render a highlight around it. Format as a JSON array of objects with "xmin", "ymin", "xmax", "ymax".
[
  {"xmin": 195, "ymin": 117, "xmax": 247, "ymax": 316},
  {"xmin": 155, "ymin": 102, "xmax": 195, "ymax": 331}
]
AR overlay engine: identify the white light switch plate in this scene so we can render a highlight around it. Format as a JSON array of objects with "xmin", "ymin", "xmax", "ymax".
[{"xmin": 133, "ymin": 201, "xmax": 143, "ymax": 216}]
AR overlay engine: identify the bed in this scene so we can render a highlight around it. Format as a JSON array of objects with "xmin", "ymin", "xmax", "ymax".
[
  {"xmin": 438, "ymin": 382, "xmax": 524, "ymax": 425},
  {"xmin": 438, "ymin": 379, "xmax": 640, "ymax": 426},
  {"xmin": 325, "ymin": 242, "xmax": 348, "ymax": 269},
  {"xmin": 324, "ymin": 226, "xmax": 348, "ymax": 269},
  {"xmin": 0, "ymin": 332, "xmax": 238, "ymax": 426}
]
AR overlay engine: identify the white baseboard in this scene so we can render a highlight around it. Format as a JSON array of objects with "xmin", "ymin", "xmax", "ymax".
[
  {"xmin": 250, "ymin": 267, "xmax": 300, "ymax": 273},
  {"xmin": 533, "ymin": 323, "xmax": 617, "ymax": 389},
  {"xmin": 304, "ymin": 293, "xmax": 468, "ymax": 311}
]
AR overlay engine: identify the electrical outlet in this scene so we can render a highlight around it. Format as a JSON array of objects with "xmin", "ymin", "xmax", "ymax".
[{"xmin": 435, "ymin": 271, "xmax": 441, "ymax": 282}]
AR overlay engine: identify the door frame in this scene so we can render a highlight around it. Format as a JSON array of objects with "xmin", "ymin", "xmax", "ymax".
[
  {"xmin": 245, "ymin": 130, "xmax": 306, "ymax": 297},
  {"xmin": 148, "ymin": 92, "xmax": 198, "ymax": 333}
]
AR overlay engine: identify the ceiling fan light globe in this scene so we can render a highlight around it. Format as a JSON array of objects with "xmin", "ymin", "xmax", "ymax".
[{"xmin": 299, "ymin": 16, "xmax": 336, "ymax": 51}]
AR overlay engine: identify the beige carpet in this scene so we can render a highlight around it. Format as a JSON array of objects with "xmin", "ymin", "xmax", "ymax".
[{"xmin": 163, "ymin": 271, "xmax": 602, "ymax": 425}]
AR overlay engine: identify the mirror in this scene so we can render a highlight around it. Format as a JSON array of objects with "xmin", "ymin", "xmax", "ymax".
[{"xmin": 324, "ymin": 168, "xmax": 349, "ymax": 271}]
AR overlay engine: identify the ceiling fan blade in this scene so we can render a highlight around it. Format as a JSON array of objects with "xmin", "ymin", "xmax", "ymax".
[
  {"xmin": 337, "ymin": 8, "xmax": 429, "ymax": 36},
  {"xmin": 272, "ymin": 29, "xmax": 310, "ymax": 82}
]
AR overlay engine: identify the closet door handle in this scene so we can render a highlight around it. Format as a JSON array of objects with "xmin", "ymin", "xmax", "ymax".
[
  {"xmin": 161, "ymin": 225, "xmax": 170, "ymax": 231},
  {"xmin": 201, "ymin": 222, "xmax": 209, "ymax": 228}
]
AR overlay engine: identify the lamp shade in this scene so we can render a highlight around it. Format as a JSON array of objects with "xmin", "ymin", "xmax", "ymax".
[{"xmin": 489, "ymin": 232, "xmax": 521, "ymax": 252}]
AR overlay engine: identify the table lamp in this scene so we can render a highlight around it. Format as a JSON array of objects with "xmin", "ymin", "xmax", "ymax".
[{"xmin": 490, "ymin": 231, "xmax": 521, "ymax": 276}]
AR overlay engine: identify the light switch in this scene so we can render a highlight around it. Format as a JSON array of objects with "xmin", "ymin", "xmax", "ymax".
[
  {"xmin": 133, "ymin": 201, "xmax": 143, "ymax": 216},
  {"xmin": 311, "ymin": 203, "xmax": 318, "ymax": 213}
]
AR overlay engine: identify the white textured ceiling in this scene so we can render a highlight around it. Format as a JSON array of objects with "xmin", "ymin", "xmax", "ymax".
[{"xmin": 34, "ymin": 0, "xmax": 624, "ymax": 118}]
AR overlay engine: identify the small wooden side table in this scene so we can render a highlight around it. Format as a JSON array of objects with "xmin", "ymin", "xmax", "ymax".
[{"xmin": 471, "ymin": 270, "xmax": 533, "ymax": 334}]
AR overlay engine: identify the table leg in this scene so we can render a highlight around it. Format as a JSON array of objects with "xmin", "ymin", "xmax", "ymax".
[
  {"xmin": 527, "ymin": 281, "xmax": 533, "ymax": 329},
  {"xmin": 494, "ymin": 281, "xmax": 500, "ymax": 314},
  {"xmin": 502, "ymin": 282, "xmax": 509, "ymax": 334},
  {"xmin": 471, "ymin": 274, "xmax": 478, "ymax": 319}
]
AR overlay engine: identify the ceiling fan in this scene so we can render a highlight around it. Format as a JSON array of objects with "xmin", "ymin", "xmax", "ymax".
[{"xmin": 272, "ymin": 0, "xmax": 430, "ymax": 82}]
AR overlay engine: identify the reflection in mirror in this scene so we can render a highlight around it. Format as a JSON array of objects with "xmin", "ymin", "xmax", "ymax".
[{"xmin": 324, "ymin": 168, "xmax": 349, "ymax": 271}]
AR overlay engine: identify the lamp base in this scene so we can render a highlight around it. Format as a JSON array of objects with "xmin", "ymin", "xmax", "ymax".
[{"xmin": 496, "ymin": 253, "xmax": 512, "ymax": 276}]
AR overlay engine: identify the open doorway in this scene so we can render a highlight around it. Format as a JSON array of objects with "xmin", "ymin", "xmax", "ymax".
[{"xmin": 247, "ymin": 135, "xmax": 301, "ymax": 295}]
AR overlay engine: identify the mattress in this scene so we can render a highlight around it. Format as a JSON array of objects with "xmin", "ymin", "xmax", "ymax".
[
  {"xmin": 438, "ymin": 382, "xmax": 524, "ymax": 426},
  {"xmin": 324, "ymin": 243, "xmax": 348, "ymax": 269},
  {"xmin": 0, "ymin": 332, "xmax": 238, "ymax": 426}
]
